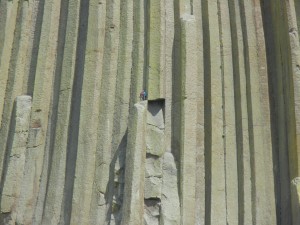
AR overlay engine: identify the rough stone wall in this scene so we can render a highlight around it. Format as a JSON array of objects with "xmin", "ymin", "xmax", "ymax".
[{"xmin": 0, "ymin": 0, "xmax": 299, "ymax": 225}]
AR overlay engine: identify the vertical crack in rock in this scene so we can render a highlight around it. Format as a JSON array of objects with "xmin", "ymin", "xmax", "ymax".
[
  {"xmin": 60, "ymin": 0, "xmax": 89, "ymax": 224},
  {"xmin": 0, "ymin": 96, "xmax": 32, "ymax": 224},
  {"xmin": 217, "ymin": 0, "xmax": 228, "ymax": 224},
  {"xmin": 201, "ymin": 0, "xmax": 212, "ymax": 224}
]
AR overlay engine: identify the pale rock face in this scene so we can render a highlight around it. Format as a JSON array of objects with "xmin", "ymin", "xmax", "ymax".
[
  {"xmin": 160, "ymin": 152, "xmax": 180, "ymax": 225},
  {"xmin": 291, "ymin": 177, "xmax": 300, "ymax": 224},
  {"xmin": 0, "ymin": 96, "xmax": 31, "ymax": 219},
  {"xmin": 146, "ymin": 126, "xmax": 165, "ymax": 157},
  {"xmin": 0, "ymin": 1, "xmax": 300, "ymax": 225},
  {"xmin": 144, "ymin": 176, "xmax": 162, "ymax": 199}
]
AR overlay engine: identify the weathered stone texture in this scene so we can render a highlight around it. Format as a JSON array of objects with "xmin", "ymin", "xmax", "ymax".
[{"xmin": 0, "ymin": 1, "xmax": 300, "ymax": 225}]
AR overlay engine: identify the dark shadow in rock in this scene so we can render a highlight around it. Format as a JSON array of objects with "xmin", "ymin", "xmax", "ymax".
[{"xmin": 105, "ymin": 130, "xmax": 128, "ymax": 225}]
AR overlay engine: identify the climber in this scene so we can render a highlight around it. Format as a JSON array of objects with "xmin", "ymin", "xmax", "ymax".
[
  {"xmin": 140, "ymin": 89, "xmax": 147, "ymax": 100},
  {"xmin": 140, "ymin": 90, "xmax": 144, "ymax": 100}
]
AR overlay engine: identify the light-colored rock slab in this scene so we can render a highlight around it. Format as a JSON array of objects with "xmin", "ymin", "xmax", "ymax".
[
  {"xmin": 144, "ymin": 199, "xmax": 160, "ymax": 225},
  {"xmin": 145, "ymin": 156, "xmax": 162, "ymax": 178},
  {"xmin": 146, "ymin": 126, "xmax": 165, "ymax": 157},
  {"xmin": 160, "ymin": 152, "xmax": 180, "ymax": 225},
  {"xmin": 144, "ymin": 177, "xmax": 162, "ymax": 199}
]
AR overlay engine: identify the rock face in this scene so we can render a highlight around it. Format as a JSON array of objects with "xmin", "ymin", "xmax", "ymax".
[{"xmin": 0, "ymin": 0, "xmax": 300, "ymax": 225}]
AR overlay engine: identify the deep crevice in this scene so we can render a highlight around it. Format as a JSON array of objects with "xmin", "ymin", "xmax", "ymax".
[
  {"xmin": 61, "ymin": 0, "xmax": 89, "ymax": 224},
  {"xmin": 202, "ymin": 0, "xmax": 212, "ymax": 224}
]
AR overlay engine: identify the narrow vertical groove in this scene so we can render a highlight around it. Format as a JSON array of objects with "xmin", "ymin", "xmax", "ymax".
[
  {"xmin": 36, "ymin": 0, "xmax": 69, "ymax": 222},
  {"xmin": 228, "ymin": 0, "xmax": 245, "ymax": 224},
  {"xmin": 171, "ymin": 0, "xmax": 182, "ymax": 163},
  {"xmin": 143, "ymin": 0, "xmax": 149, "ymax": 91},
  {"xmin": 26, "ymin": 0, "xmax": 45, "ymax": 95},
  {"xmin": 202, "ymin": 0, "xmax": 212, "ymax": 224},
  {"xmin": 239, "ymin": 1, "xmax": 256, "ymax": 224},
  {"xmin": 61, "ymin": 0, "xmax": 89, "ymax": 224}
]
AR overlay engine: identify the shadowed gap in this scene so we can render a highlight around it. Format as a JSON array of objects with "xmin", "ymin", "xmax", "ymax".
[
  {"xmin": 105, "ymin": 131, "xmax": 128, "ymax": 225},
  {"xmin": 228, "ymin": 0, "xmax": 244, "ymax": 224},
  {"xmin": 201, "ymin": 0, "xmax": 212, "ymax": 224},
  {"xmin": 62, "ymin": 0, "xmax": 89, "ymax": 224},
  {"xmin": 171, "ymin": 0, "xmax": 181, "ymax": 164},
  {"xmin": 144, "ymin": 0, "xmax": 149, "ymax": 90},
  {"xmin": 0, "ymin": 101, "xmax": 17, "ymax": 209},
  {"xmin": 26, "ymin": 0, "xmax": 45, "ymax": 95},
  {"xmin": 261, "ymin": 0, "xmax": 295, "ymax": 224},
  {"xmin": 41, "ymin": 0, "xmax": 70, "ymax": 218},
  {"xmin": 171, "ymin": 1, "xmax": 182, "ymax": 220},
  {"xmin": 0, "ymin": 0, "xmax": 23, "ymax": 180}
]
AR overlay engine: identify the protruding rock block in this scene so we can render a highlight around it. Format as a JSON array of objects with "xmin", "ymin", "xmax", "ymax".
[
  {"xmin": 145, "ymin": 156, "xmax": 162, "ymax": 178},
  {"xmin": 144, "ymin": 199, "xmax": 160, "ymax": 225},
  {"xmin": 121, "ymin": 101, "xmax": 147, "ymax": 225},
  {"xmin": 146, "ymin": 127, "xmax": 165, "ymax": 157},
  {"xmin": 144, "ymin": 177, "xmax": 162, "ymax": 199},
  {"xmin": 0, "ymin": 96, "xmax": 32, "ymax": 214}
]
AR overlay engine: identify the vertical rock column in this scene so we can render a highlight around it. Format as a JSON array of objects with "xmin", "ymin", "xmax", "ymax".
[
  {"xmin": 179, "ymin": 14, "xmax": 198, "ymax": 225},
  {"xmin": 286, "ymin": 1, "xmax": 300, "ymax": 223},
  {"xmin": 122, "ymin": 101, "xmax": 147, "ymax": 225},
  {"xmin": 286, "ymin": 0, "xmax": 300, "ymax": 179},
  {"xmin": 0, "ymin": 96, "xmax": 32, "ymax": 222},
  {"xmin": 147, "ymin": 0, "xmax": 165, "ymax": 99},
  {"xmin": 41, "ymin": 0, "xmax": 82, "ymax": 223},
  {"xmin": 243, "ymin": 0, "xmax": 277, "ymax": 223},
  {"xmin": 291, "ymin": 178, "xmax": 300, "ymax": 225},
  {"xmin": 229, "ymin": 0, "xmax": 253, "ymax": 223},
  {"xmin": 206, "ymin": 0, "xmax": 227, "ymax": 223},
  {"xmin": 15, "ymin": 0, "xmax": 62, "ymax": 223},
  {"xmin": 219, "ymin": 0, "xmax": 239, "ymax": 224}
]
